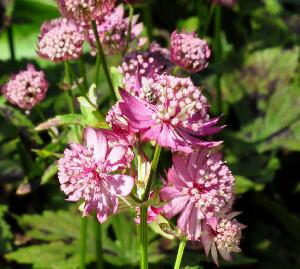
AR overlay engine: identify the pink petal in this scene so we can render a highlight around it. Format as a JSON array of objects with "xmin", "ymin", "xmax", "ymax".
[
  {"xmin": 201, "ymin": 231, "xmax": 214, "ymax": 256},
  {"xmin": 211, "ymin": 242, "xmax": 220, "ymax": 267},
  {"xmin": 162, "ymin": 196, "xmax": 190, "ymax": 218},
  {"xmin": 141, "ymin": 123, "xmax": 162, "ymax": 142},
  {"xmin": 173, "ymin": 154, "xmax": 193, "ymax": 182},
  {"xmin": 105, "ymin": 145, "xmax": 127, "ymax": 170},
  {"xmin": 107, "ymin": 174, "xmax": 134, "ymax": 196},
  {"xmin": 84, "ymin": 128, "xmax": 107, "ymax": 162}
]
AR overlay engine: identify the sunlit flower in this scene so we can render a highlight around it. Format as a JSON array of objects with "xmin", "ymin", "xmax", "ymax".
[
  {"xmin": 118, "ymin": 75, "xmax": 222, "ymax": 153},
  {"xmin": 201, "ymin": 212, "xmax": 245, "ymax": 266},
  {"xmin": 160, "ymin": 149, "xmax": 235, "ymax": 240},
  {"xmin": 1, "ymin": 64, "xmax": 48, "ymax": 110},
  {"xmin": 58, "ymin": 128, "xmax": 134, "ymax": 223},
  {"xmin": 118, "ymin": 42, "xmax": 172, "ymax": 93},
  {"xmin": 57, "ymin": 0, "xmax": 116, "ymax": 22},
  {"xmin": 38, "ymin": 18, "xmax": 84, "ymax": 62},
  {"xmin": 87, "ymin": 5, "xmax": 143, "ymax": 54},
  {"xmin": 170, "ymin": 31, "xmax": 211, "ymax": 73}
]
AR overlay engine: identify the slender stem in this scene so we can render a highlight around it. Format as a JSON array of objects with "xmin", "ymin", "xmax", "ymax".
[
  {"xmin": 140, "ymin": 205, "xmax": 148, "ymax": 269},
  {"xmin": 79, "ymin": 217, "xmax": 88, "ymax": 269},
  {"xmin": 7, "ymin": 25, "xmax": 15, "ymax": 62},
  {"xmin": 95, "ymin": 55, "xmax": 101, "ymax": 86},
  {"xmin": 35, "ymin": 106, "xmax": 59, "ymax": 140},
  {"xmin": 203, "ymin": 4, "xmax": 216, "ymax": 36},
  {"xmin": 91, "ymin": 20, "xmax": 118, "ymax": 101},
  {"xmin": 174, "ymin": 240, "xmax": 187, "ymax": 269},
  {"xmin": 79, "ymin": 57, "xmax": 88, "ymax": 91},
  {"xmin": 214, "ymin": 5, "xmax": 223, "ymax": 114},
  {"xmin": 142, "ymin": 144, "xmax": 161, "ymax": 202},
  {"xmin": 94, "ymin": 217, "xmax": 104, "ymax": 269},
  {"xmin": 123, "ymin": 4, "xmax": 134, "ymax": 55},
  {"xmin": 142, "ymin": 2, "xmax": 153, "ymax": 42}
]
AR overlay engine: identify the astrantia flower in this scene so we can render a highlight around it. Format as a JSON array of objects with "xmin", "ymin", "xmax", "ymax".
[
  {"xmin": 57, "ymin": 0, "xmax": 116, "ymax": 22},
  {"xmin": 87, "ymin": 5, "xmax": 143, "ymax": 54},
  {"xmin": 58, "ymin": 128, "xmax": 134, "ymax": 223},
  {"xmin": 211, "ymin": 0, "xmax": 237, "ymax": 8},
  {"xmin": 118, "ymin": 74, "xmax": 222, "ymax": 153},
  {"xmin": 160, "ymin": 149, "xmax": 235, "ymax": 240},
  {"xmin": 170, "ymin": 31, "xmax": 211, "ymax": 73},
  {"xmin": 1, "ymin": 64, "xmax": 48, "ymax": 110},
  {"xmin": 201, "ymin": 213, "xmax": 245, "ymax": 266},
  {"xmin": 38, "ymin": 18, "xmax": 84, "ymax": 62},
  {"xmin": 118, "ymin": 42, "xmax": 172, "ymax": 93},
  {"xmin": 135, "ymin": 206, "xmax": 162, "ymax": 224}
]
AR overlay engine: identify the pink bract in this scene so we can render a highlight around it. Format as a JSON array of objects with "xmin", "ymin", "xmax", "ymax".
[
  {"xmin": 37, "ymin": 18, "xmax": 84, "ymax": 62},
  {"xmin": 1, "ymin": 64, "xmax": 48, "ymax": 110},
  {"xmin": 118, "ymin": 74, "xmax": 222, "ymax": 153},
  {"xmin": 57, "ymin": 0, "xmax": 116, "ymax": 22},
  {"xmin": 160, "ymin": 149, "xmax": 235, "ymax": 240},
  {"xmin": 201, "ymin": 212, "xmax": 245, "ymax": 266},
  {"xmin": 87, "ymin": 5, "xmax": 143, "ymax": 54},
  {"xmin": 57, "ymin": 128, "xmax": 134, "ymax": 223},
  {"xmin": 170, "ymin": 31, "xmax": 211, "ymax": 73}
]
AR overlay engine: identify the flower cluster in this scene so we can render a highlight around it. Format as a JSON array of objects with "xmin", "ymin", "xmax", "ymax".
[
  {"xmin": 170, "ymin": 31, "xmax": 211, "ymax": 73},
  {"xmin": 86, "ymin": 5, "xmax": 143, "ymax": 54},
  {"xmin": 1, "ymin": 64, "xmax": 48, "ymax": 110},
  {"xmin": 38, "ymin": 18, "xmax": 84, "ymax": 62},
  {"xmin": 57, "ymin": 0, "xmax": 116, "ymax": 22}
]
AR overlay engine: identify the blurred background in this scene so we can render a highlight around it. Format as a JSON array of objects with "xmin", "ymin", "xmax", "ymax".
[{"xmin": 0, "ymin": 0, "xmax": 300, "ymax": 268}]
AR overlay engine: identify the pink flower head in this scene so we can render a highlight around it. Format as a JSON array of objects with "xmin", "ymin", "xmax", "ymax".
[
  {"xmin": 211, "ymin": 0, "xmax": 237, "ymax": 8},
  {"xmin": 37, "ymin": 18, "xmax": 84, "ymax": 62},
  {"xmin": 57, "ymin": 0, "xmax": 116, "ymax": 22},
  {"xmin": 118, "ymin": 42, "xmax": 172, "ymax": 93},
  {"xmin": 118, "ymin": 74, "xmax": 222, "ymax": 153},
  {"xmin": 1, "ymin": 64, "xmax": 48, "ymax": 110},
  {"xmin": 160, "ymin": 149, "xmax": 235, "ymax": 240},
  {"xmin": 201, "ymin": 212, "xmax": 245, "ymax": 266},
  {"xmin": 170, "ymin": 31, "xmax": 211, "ymax": 73},
  {"xmin": 87, "ymin": 5, "xmax": 143, "ymax": 54},
  {"xmin": 57, "ymin": 128, "xmax": 134, "ymax": 223}
]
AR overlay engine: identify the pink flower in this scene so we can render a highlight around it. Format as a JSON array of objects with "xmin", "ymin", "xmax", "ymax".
[
  {"xmin": 57, "ymin": 0, "xmax": 116, "ymax": 22},
  {"xmin": 37, "ymin": 18, "xmax": 84, "ymax": 62},
  {"xmin": 170, "ymin": 31, "xmax": 211, "ymax": 73},
  {"xmin": 57, "ymin": 128, "xmax": 134, "ymax": 223},
  {"xmin": 211, "ymin": 0, "xmax": 237, "ymax": 8},
  {"xmin": 118, "ymin": 75, "xmax": 222, "ymax": 153},
  {"xmin": 1, "ymin": 64, "xmax": 48, "ymax": 110},
  {"xmin": 87, "ymin": 5, "xmax": 143, "ymax": 54},
  {"xmin": 118, "ymin": 42, "xmax": 172, "ymax": 93},
  {"xmin": 201, "ymin": 212, "xmax": 245, "ymax": 266},
  {"xmin": 160, "ymin": 149, "xmax": 235, "ymax": 240}
]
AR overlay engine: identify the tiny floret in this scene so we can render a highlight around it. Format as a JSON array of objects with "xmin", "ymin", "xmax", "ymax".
[
  {"xmin": 170, "ymin": 31, "xmax": 211, "ymax": 73},
  {"xmin": 38, "ymin": 18, "xmax": 84, "ymax": 62},
  {"xmin": 58, "ymin": 128, "xmax": 134, "ymax": 223},
  {"xmin": 1, "ymin": 64, "xmax": 48, "ymax": 110}
]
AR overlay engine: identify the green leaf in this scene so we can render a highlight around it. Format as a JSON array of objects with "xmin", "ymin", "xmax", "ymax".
[
  {"xmin": 0, "ymin": 205, "xmax": 12, "ymax": 255},
  {"xmin": 234, "ymin": 176, "xmax": 264, "ymax": 194},
  {"xmin": 41, "ymin": 163, "xmax": 58, "ymax": 185}
]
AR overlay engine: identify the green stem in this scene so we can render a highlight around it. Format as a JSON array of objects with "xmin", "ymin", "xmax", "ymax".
[
  {"xmin": 91, "ymin": 20, "xmax": 118, "ymax": 101},
  {"xmin": 7, "ymin": 25, "xmax": 15, "ymax": 62},
  {"xmin": 123, "ymin": 4, "xmax": 134, "ymax": 55},
  {"xmin": 142, "ymin": 144, "xmax": 161, "ymax": 202},
  {"xmin": 140, "ymin": 205, "xmax": 148, "ymax": 269},
  {"xmin": 95, "ymin": 55, "xmax": 101, "ymax": 86},
  {"xmin": 80, "ymin": 217, "xmax": 88, "ymax": 269},
  {"xmin": 94, "ymin": 217, "xmax": 104, "ymax": 269},
  {"xmin": 202, "ymin": 3, "xmax": 216, "ymax": 36},
  {"xmin": 79, "ymin": 57, "xmax": 88, "ymax": 91},
  {"xmin": 35, "ymin": 106, "xmax": 59, "ymax": 140},
  {"xmin": 174, "ymin": 240, "xmax": 187, "ymax": 269},
  {"xmin": 142, "ymin": 2, "xmax": 153, "ymax": 42}
]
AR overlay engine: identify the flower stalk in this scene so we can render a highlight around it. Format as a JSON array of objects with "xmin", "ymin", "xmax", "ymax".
[
  {"xmin": 7, "ymin": 25, "xmax": 15, "ymax": 62},
  {"xmin": 79, "ymin": 217, "xmax": 88, "ymax": 269},
  {"xmin": 94, "ymin": 217, "xmax": 104, "ymax": 269},
  {"xmin": 123, "ymin": 3, "xmax": 134, "ymax": 55},
  {"xmin": 140, "ymin": 205, "xmax": 148, "ymax": 269},
  {"xmin": 91, "ymin": 20, "xmax": 118, "ymax": 101},
  {"xmin": 174, "ymin": 240, "xmax": 187, "ymax": 269}
]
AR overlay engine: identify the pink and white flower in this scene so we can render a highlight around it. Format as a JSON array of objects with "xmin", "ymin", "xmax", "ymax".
[
  {"xmin": 1, "ymin": 64, "xmax": 48, "ymax": 110},
  {"xmin": 86, "ymin": 5, "xmax": 143, "ymax": 54},
  {"xmin": 160, "ymin": 149, "xmax": 235, "ymax": 240},
  {"xmin": 170, "ymin": 31, "xmax": 211, "ymax": 73},
  {"xmin": 57, "ymin": 0, "xmax": 116, "ymax": 22},
  {"xmin": 118, "ymin": 74, "xmax": 222, "ymax": 153},
  {"xmin": 201, "ymin": 212, "xmax": 245, "ymax": 266},
  {"xmin": 37, "ymin": 18, "xmax": 84, "ymax": 62},
  {"xmin": 58, "ymin": 128, "xmax": 134, "ymax": 223}
]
